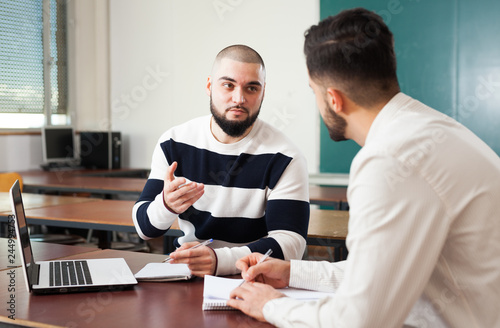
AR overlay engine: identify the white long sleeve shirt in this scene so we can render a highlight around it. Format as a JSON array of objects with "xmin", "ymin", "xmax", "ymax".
[{"xmin": 263, "ymin": 93, "xmax": 500, "ymax": 327}]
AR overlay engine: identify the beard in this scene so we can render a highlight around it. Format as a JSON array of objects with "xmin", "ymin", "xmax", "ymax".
[
  {"xmin": 210, "ymin": 97, "xmax": 261, "ymax": 138},
  {"xmin": 323, "ymin": 99, "xmax": 348, "ymax": 142}
]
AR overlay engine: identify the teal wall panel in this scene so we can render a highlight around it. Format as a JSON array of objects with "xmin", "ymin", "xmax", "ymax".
[
  {"xmin": 456, "ymin": 1, "xmax": 500, "ymax": 152},
  {"xmin": 319, "ymin": 0, "xmax": 500, "ymax": 173}
]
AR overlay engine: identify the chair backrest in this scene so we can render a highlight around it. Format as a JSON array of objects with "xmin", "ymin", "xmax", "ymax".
[{"xmin": 0, "ymin": 172, "xmax": 23, "ymax": 192}]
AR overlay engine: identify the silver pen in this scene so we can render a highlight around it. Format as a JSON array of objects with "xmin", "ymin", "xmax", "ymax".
[
  {"xmin": 238, "ymin": 248, "xmax": 273, "ymax": 286},
  {"xmin": 162, "ymin": 238, "xmax": 213, "ymax": 263}
]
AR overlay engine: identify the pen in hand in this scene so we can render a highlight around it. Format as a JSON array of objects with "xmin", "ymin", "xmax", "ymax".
[
  {"xmin": 239, "ymin": 248, "xmax": 273, "ymax": 286},
  {"xmin": 163, "ymin": 238, "xmax": 213, "ymax": 263}
]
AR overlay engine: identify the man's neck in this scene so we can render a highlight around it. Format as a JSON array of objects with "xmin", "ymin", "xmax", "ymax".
[
  {"xmin": 210, "ymin": 116, "xmax": 254, "ymax": 144},
  {"xmin": 348, "ymin": 91, "xmax": 399, "ymax": 146},
  {"xmin": 347, "ymin": 109, "xmax": 382, "ymax": 147}
]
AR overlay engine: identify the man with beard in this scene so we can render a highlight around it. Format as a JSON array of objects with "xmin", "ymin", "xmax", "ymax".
[
  {"xmin": 133, "ymin": 45, "xmax": 310, "ymax": 277},
  {"xmin": 228, "ymin": 8, "xmax": 500, "ymax": 328}
]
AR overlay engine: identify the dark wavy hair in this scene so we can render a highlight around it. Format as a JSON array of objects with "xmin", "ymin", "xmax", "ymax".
[{"xmin": 304, "ymin": 8, "xmax": 399, "ymax": 107}]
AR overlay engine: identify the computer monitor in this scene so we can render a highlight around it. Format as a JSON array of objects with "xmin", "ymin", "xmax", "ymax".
[{"xmin": 41, "ymin": 126, "xmax": 77, "ymax": 164}]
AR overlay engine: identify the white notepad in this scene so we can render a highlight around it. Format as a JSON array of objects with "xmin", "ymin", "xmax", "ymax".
[
  {"xmin": 202, "ymin": 275, "xmax": 335, "ymax": 310},
  {"xmin": 134, "ymin": 263, "xmax": 192, "ymax": 282}
]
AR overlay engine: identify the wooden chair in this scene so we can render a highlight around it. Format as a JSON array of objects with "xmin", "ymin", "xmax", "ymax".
[
  {"xmin": 1, "ymin": 172, "xmax": 23, "ymax": 238},
  {"xmin": 0, "ymin": 172, "xmax": 23, "ymax": 192}
]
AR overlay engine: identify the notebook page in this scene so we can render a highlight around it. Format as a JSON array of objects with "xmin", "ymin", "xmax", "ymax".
[
  {"xmin": 203, "ymin": 275, "xmax": 244, "ymax": 299},
  {"xmin": 202, "ymin": 275, "xmax": 335, "ymax": 311}
]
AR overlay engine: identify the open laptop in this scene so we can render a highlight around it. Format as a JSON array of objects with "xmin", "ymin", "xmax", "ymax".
[{"xmin": 9, "ymin": 180, "xmax": 137, "ymax": 294}]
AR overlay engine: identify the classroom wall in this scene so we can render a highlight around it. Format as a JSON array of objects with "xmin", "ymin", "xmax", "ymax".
[
  {"xmin": 0, "ymin": 135, "xmax": 42, "ymax": 171},
  {"xmin": 109, "ymin": 0, "xmax": 320, "ymax": 171},
  {"xmin": 68, "ymin": 0, "xmax": 111, "ymax": 132},
  {"xmin": 319, "ymin": 0, "xmax": 500, "ymax": 173}
]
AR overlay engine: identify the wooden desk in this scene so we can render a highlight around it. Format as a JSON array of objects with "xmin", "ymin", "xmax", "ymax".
[
  {"xmin": 308, "ymin": 209, "xmax": 348, "ymax": 240},
  {"xmin": 20, "ymin": 169, "xmax": 348, "ymax": 208},
  {"xmin": 0, "ymin": 192, "xmax": 99, "ymax": 213},
  {"xmin": 0, "ymin": 193, "xmax": 102, "ymax": 242},
  {"xmin": 23, "ymin": 200, "xmax": 137, "ymax": 232},
  {"xmin": 0, "ymin": 198, "xmax": 182, "ymax": 251},
  {"xmin": 0, "ymin": 247, "xmax": 272, "ymax": 327},
  {"xmin": 21, "ymin": 201, "xmax": 348, "ymax": 239},
  {"xmin": 309, "ymin": 185, "xmax": 348, "ymax": 209},
  {"xmin": 307, "ymin": 209, "xmax": 349, "ymax": 261},
  {"xmin": 0, "ymin": 238, "xmax": 99, "ymax": 271},
  {"xmin": 20, "ymin": 169, "xmax": 147, "ymax": 196}
]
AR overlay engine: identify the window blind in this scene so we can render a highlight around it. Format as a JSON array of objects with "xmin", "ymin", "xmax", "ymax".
[
  {"xmin": 49, "ymin": 0, "xmax": 67, "ymax": 115},
  {"xmin": 0, "ymin": 0, "xmax": 67, "ymax": 115}
]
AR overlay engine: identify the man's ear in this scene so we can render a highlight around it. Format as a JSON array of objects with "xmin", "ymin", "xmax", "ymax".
[
  {"xmin": 205, "ymin": 76, "xmax": 212, "ymax": 96},
  {"xmin": 326, "ymin": 88, "xmax": 343, "ymax": 114}
]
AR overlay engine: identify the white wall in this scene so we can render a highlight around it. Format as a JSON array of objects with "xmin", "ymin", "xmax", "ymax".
[
  {"xmin": 0, "ymin": 135, "xmax": 43, "ymax": 171},
  {"xmin": 109, "ymin": 0, "xmax": 320, "ymax": 172},
  {"xmin": 68, "ymin": 0, "xmax": 111, "ymax": 132}
]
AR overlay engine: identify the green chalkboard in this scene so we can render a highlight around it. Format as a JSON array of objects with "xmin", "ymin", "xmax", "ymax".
[{"xmin": 319, "ymin": 0, "xmax": 500, "ymax": 173}]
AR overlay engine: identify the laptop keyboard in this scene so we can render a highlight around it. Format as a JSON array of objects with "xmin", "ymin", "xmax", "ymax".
[{"xmin": 49, "ymin": 261, "xmax": 93, "ymax": 286}]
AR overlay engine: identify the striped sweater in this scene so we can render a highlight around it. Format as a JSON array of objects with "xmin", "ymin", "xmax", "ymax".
[{"xmin": 132, "ymin": 115, "xmax": 310, "ymax": 275}]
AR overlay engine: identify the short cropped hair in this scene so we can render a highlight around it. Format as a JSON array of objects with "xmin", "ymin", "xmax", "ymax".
[
  {"xmin": 213, "ymin": 44, "xmax": 265, "ymax": 73},
  {"xmin": 304, "ymin": 8, "xmax": 399, "ymax": 107}
]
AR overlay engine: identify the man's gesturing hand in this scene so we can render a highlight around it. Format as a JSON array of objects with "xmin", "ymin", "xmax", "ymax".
[{"xmin": 163, "ymin": 161, "xmax": 204, "ymax": 214}]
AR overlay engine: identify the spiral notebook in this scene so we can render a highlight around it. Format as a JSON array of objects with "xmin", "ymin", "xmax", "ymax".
[{"xmin": 202, "ymin": 275, "xmax": 336, "ymax": 311}]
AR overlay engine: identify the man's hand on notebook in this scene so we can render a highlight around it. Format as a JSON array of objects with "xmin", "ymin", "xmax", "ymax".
[
  {"xmin": 236, "ymin": 252, "xmax": 291, "ymax": 288},
  {"xmin": 168, "ymin": 241, "xmax": 217, "ymax": 277},
  {"xmin": 227, "ymin": 281, "xmax": 286, "ymax": 322},
  {"xmin": 226, "ymin": 253, "xmax": 291, "ymax": 321}
]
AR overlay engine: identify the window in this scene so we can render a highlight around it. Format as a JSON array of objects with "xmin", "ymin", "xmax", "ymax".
[{"xmin": 0, "ymin": 0, "xmax": 68, "ymax": 129}]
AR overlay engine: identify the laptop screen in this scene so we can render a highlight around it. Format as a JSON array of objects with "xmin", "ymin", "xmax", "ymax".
[{"xmin": 10, "ymin": 180, "xmax": 36, "ymax": 291}]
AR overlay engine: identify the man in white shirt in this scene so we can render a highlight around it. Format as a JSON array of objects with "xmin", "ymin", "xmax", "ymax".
[{"xmin": 228, "ymin": 8, "xmax": 500, "ymax": 327}]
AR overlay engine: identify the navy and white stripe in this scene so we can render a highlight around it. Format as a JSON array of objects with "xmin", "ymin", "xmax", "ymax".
[{"xmin": 133, "ymin": 115, "xmax": 309, "ymax": 275}]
